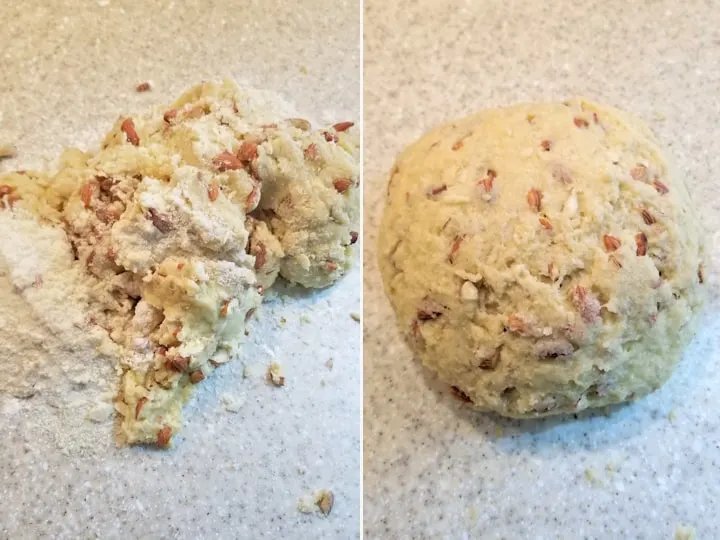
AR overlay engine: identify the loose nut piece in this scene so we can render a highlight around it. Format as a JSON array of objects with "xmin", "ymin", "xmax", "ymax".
[
  {"xmin": 80, "ymin": 181, "xmax": 97, "ymax": 208},
  {"xmin": 349, "ymin": 231, "xmax": 359, "ymax": 244},
  {"xmin": 325, "ymin": 260, "xmax": 338, "ymax": 271},
  {"xmin": 428, "ymin": 184, "xmax": 447, "ymax": 197},
  {"xmin": 527, "ymin": 188, "xmax": 542, "ymax": 212},
  {"xmin": 135, "ymin": 81, "xmax": 151, "ymax": 92},
  {"xmin": 157, "ymin": 426, "xmax": 172, "ymax": 446},
  {"xmin": 653, "ymin": 179, "xmax": 669, "ymax": 195},
  {"xmin": 288, "ymin": 118, "xmax": 311, "ymax": 130},
  {"xmin": 448, "ymin": 234, "xmax": 464, "ymax": 263},
  {"xmin": 220, "ymin": 299, "xmax": 231, "ymax": 318},
  {"xmin": 451, "ymin": 140, "xmax": 464, "ymax": 151},
  {"xmin": 573, "ymin": 117, "xmax": 589, "ymax": 128},
  {"xmin": 147, "ymin": 208, "xmax": 173, "ymax": 232},
  {"xmin": 450, "ymin": 386, "xmax": 473, "ymax": 403},
  {"xmin": 640, "ymin": 208, "xmax": 656, "ymax": 225},
  {"xmin": 332, "ymin": 121, "xmax": 354, "ymax": 132},
  {"xmin": 571, "ymin": 285, "xmax": 601, "ymax": 324},
  {"xmin": 603, "ymin": 234, "xmax": 621, "ymax": 252},
  {"xmin": 631, "ymin": 164, "xmax": 648, "ymax": 181},
  {"xmin": 316, "ymin": 490, "xmax": 334, "ymax": 516},
  {"xmin": 237, "ymin": 141, "xmax": 258, "ymax": 162},
  {"xmin": 478, "ymin": 169, "xmax": 496, "ymax": 192},
  {"xmin": 635, "ymin": 232, "xmax": 648, "ymax": 256},
  {"xmin": 135, "ymin": 397, "xmax": 148, "ymax": 419},
  {"xmin": 163, "ymin": 109, "xmax": 178, "ymax": 123},
  {"xmin": 540, "ymin": 139, "xmax": 552, "ymax": 151},
  {"xmin": 323, "ymin": 131, "xmax": 338, "ymax": 143},
  {"xmin": 0, "ymin": 184, "xmax": 15, "ymax": 197},
  {"xmin": 333, "ymin": 178, "xmax": 352, "ymax": 193},
  {"xmin": 538, "ymin": 216, "xmax": 552, "ymax": 230},
  {"xmin": 213, "ymin": 151, "xmax": 243, "ymax": 171},
  {"xmin": 698, "ymin": 263, "xmax": 704, "ymax": 284},
  {"xmin": 267, "ymin": 362, "xmax": 285, "ymax": 386},
  {"xmin": 120, "ymin": 118, "xmax": 140, "ymax": 146},
  {"xmin": 304, "ymin": 143, "xmax": 319, "ymax": 160},
  {"xmin": 189, "ymin": 370, "xmax": 205, "ymax": 384},
  {"xmin": 253, "ymin": 242, "xmax": 267, "ymax": 270},
  {"xmin": 208, "ymin": 180, "xmax": 220, "ymax": 201}
]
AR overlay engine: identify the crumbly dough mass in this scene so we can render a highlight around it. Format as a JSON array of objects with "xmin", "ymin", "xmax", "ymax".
[
  {"xmin": 0, "ymin": 80, "xmax": 359, "ymax": 444},
  {"xmin": 378, "ymin": 98, "xmax": 705, "ymax": 417}
]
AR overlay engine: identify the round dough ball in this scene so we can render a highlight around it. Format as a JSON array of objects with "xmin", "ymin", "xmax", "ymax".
[{"xmin": 378, "ymin": 98, "xmax": 705, "ymax": 418}]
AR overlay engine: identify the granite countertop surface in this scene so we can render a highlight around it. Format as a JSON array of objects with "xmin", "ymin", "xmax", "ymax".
[
  {"xmin": 363, "ymin": 1, "xmax": 720, "ymax": 538},
  {"xmin": 0, "ymin": 1, "xmax": 360, "ymax": 539}
]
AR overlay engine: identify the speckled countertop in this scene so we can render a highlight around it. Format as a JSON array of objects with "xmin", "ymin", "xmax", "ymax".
[
  {"xmin": 0, "ymin": 1, "xmax": 360, "ymax": 538},
  {"xmin": 364, "ymin": 1, "xmax": 720, "ymax": 538}
]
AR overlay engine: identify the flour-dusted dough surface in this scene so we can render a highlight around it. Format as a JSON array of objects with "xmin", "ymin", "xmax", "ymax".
[
  {"xmin": 0, "ymin": 80, "xmax": 360, "ymax": 446},
  {"xmin": 378, "ymin": 98, "xmax": 705, "ymax": 417}
]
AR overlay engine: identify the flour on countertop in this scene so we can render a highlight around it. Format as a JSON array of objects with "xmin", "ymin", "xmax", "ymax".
[{"xmin": 0, "ymin": 208, "xmax": 118, "ymax": 455}]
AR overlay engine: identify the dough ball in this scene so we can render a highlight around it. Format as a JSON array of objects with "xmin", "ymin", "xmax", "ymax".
[{"xmin": 378, "ymin": 98, "xmax": 705, "ymax": 418}]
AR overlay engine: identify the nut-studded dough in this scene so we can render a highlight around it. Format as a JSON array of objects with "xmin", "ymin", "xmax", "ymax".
[
  {"xmin": 378, "ymin": 99, "xmax": 705, "ymax": 418},
  {"xmin": 1, "ymin": 79, "xmax": 359, "ymax": 445}
]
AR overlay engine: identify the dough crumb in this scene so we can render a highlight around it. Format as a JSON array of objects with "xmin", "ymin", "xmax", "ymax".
[
  {"xmin": 350, "ymin": 312, "xmax": 360, "ymax": 322},
  {"xmin": 583, "ymin": 467, "xmax": 603, "ymax": 488},
  {"xmin": 675, "ymin": 525, "xmax": 696, "ymax": 540},
  {"xmin": 668, "ymin": 409, "xmax": 677, "ymax": 421},
  {"xmin": 266, "ymin": 362, "xmax": 285, "ymax": 386},
  {"xmin": 300, "ymin": 314, "xmax": 311, "ymax": 324},
  {"xmin": 86, "ymin": 402, "xmax": 114, "ymax": 423},
  {"xmin": 220, "ymin": 393, "xmax": 246, "ymax": 413}
]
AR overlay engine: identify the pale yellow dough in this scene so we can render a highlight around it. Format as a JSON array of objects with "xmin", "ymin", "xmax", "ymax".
[{"xmin": 378, "ymin": 99, "xmax": 705, "ymax": 417}]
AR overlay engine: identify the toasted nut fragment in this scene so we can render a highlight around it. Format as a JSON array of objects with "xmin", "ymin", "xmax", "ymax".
[
  {"xmin": 428, "ymin": 184, "xmax": 447, "ymax": 196},
  {"xmin": 536, "ymin": 339, "xmax": 574, "ymax": 360},
  {"xmin": 527, "ymin": 114, "xmax": 536, "ymax": 124},
  {"xmin": 539, "ymin": 216, "xmax": 552, "ymax": 230},
  {"xmin": 349, "ymin": 231, "xmax": 359, "ymax": 245},
  {"xmin": 317, "ymin": 490, "xmax": 334, "ymax": 516},
  {"xmin": 253, "ymin": 242, "xmax": 267, "ymax": 270},
  {"xmin": 245, "ymin": 307, "xmax": 256, "ymax": 322},
  {"xmin": 573, "ymin": 117, "xmax": 589, "ymax": 128},
  {"xmin": 237, "ymin": 140, "xmax": 258, "ymax": 163},
  {"xmin": 640, "ymin": 208, "xmax": 656, "ymax": 225},
  {"xmin": 527, "ymin": 188, "xmax": 542, "ymax": 212},
  {"xmin": 333, "ymin": 121, "xmax": 354, "ymax": 132},
  {"xmin": 120, "ymin": 118, "xmax": 139, "ymax": 146},
  {"xmin": 540, "ymin": 139, "xmax": 552, "ymax": 151},
  {"xmin": 168, "ymin": 356, "xmax": 189, "ymax": 372},
  {"xmin": 630, "ymin": 164, "xmax": 648, "ymax": 181},
  {"xmin": 220, "ymin": 299, "xmax": 231, "ymax": 318},
  {"xmin": 448, "ymin": 234, "xmax": 464, "ymax": 263},
  {"xmin": 507, "ymin": 314, "xmax": 527, "ymax": 334},
  {"xmin": 635, "ymin": 232, "xmax": 648, "ymax": 256},
  {"xmin": 698, "ymin": 263, "xmax": 704, "ymax": 284},
  {"xmin": 157, "ymin": 426, "xmax": 172, "ymax": 446},
  {"xmin": 208, "ymin": 180, "xmax": 220, "ymax": 201},
  {"xmin": 304, "ymin": 143, "xmax": 319, "ymax": 160},
  {"xmin": 333, "ymin": 178, "xmax": 352, "ymax": 193},
  {"xmin": 593, "ymin": 112, "xmax": 599, "ymax": 123},
  {"xmin": 571, "ymin": 286, "xmax": 601, "ymax": 324},
  {"xmin": 325, "ymin": 260, "xmax": 338, "ymax": 272},
  {"xmin": 189, "ymin": 370, "xmax": 205, "ymax": 384},
  {"xmin": 603, "ymin": 234, "xmax": 621, "ymax": 252},
  {"xmin": 417, "ymin": 308, "xmax": 442, "ymax": 321},
  {"xmin": 652, "ymin": 179, "xmax": 669, "ymax": 195},
  {"xmin": 0, "ymin": 184, "xmax": 15, "ymax": 197},
  {"xmin": 185, "ymin": 106, "xmax": 205, "ymax": 119},
  {"xmin": 609, "ymin": 254, "xmax": 622, "ymax": 269},
  {"xmin": 288, "ymin": 118, "xmax": 311, "ymax": 130},
  {"xmin": 451, "ymin": 140, "xmax": 464, "ymax": 151},
  {"xmin": 323, "ymin": 131, "xmax": 338, "ymax": 143},
  {"xmin": 135, "ymin": 397, "xmax": 148, "ymax": 419},
  {"xmin": 147, "ymin": 208, "xmax": 173, "ymax": 232},
  {"xmin": 476, "ymin": 347, "xmax": 501, "ymax": 370},
  {"xmin": 135, "ymin": 81, "xmax": 151, "ymax": 92},
  {"xmin": 450, "ymin": 386, "xmax": 473, "ymax": 403},
  {"xmin": 80, "ymin": 181, "xmax": 97, "ymax": 208},
  {"xmin": 163, "ymin": 109, "xmax": 178, "ymax": 123},
  {"xmin": 213, "ymin": 151, "xmax": 243, "ymax": 171},
  {"xmin": 479, "ymin": 169, "xmax": 496, "ymax": 192}
]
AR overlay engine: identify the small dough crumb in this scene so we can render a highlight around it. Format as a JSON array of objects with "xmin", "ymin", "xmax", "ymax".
[
  {"xmin": 267, "ymin": 362, "xmax": 285, "ymax": 386},
  {"xmin": 350, "ymin": 312, "xmax": 360, "ymax": 322},
  {"xmin": 220, "ymin": 393, "xmax": 246, "ymax": 413},
  {"xmin": 675, "ymin": 525, "xmax": 696, "ymax": 540}
]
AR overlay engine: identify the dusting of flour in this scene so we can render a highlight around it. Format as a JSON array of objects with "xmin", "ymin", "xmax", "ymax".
[{"xmin": 0, "ymin": 208, "xmax": 118, "ymax": 455}]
